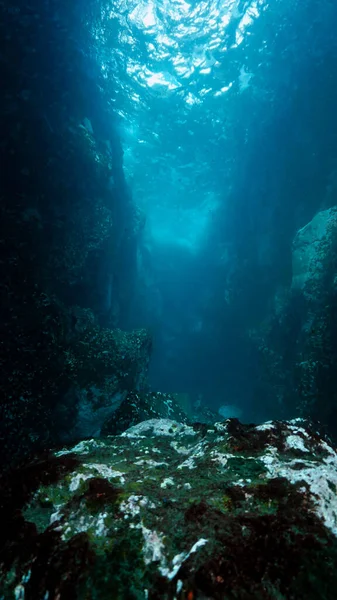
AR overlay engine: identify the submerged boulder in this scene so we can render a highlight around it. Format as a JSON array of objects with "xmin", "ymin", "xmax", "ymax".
[
  {"xmin": 101, "ymin": 390, "xmax": 188, "ymax": 436},
  {"xmin": 291, "ymin": 206, "xmax": 337, "ymax": 297},
  {"xmin": 1, "ymin": 418, "xmax": 337, "ymax": 599},
  {"xmin": 53, "ymin": 316, "xmax": 152, "ymax": 443}
]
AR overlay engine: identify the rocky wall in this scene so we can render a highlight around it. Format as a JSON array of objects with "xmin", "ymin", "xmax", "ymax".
[
  {"xmin": 0, "ymin": 0, "xmax": 150, "ymax": 469},
  {"xmin": 249, "ymin": 207, "xmax": 337, "ymax": 435}
]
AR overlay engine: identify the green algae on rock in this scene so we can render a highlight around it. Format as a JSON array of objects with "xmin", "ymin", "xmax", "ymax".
[{"xmin": 1, "ymin": 417, "xmax": 337, "ymax": 599}]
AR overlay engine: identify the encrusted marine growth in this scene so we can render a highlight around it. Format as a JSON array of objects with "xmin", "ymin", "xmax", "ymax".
[{"xmin": 1, "ymin": 417, "xmax": 337, "ymax": 599}]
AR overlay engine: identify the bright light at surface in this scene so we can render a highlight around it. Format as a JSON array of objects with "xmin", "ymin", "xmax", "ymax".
[
  {"xmin": 102, "ymin": 0, "xmax": 265, "ymax": 251},
  {"xmin": 108, "ymin": 0, "xmax": 261, "ymax": 104},
  {"xmin": 157, "ymin": 33, "xmax": 177, "ymax": 47},
  {"xmin": 143, "ymin": 5, "xmax": 156, "ymax": 27},
  {"xmin": 214, "ymin": 82, "xmax": 233, "ymax": 96},
  {"xmin": 129, "ymin": 3, "xmax": 157, "ymax": 29},
  {"xmin": 147, "ymin": 71, "xmax": 181, "ymax": 90},
  {"xmin": 165, "ymin": 0, "xmax": 192, "ymax": 20},
  {"xmin": 185, "ymin": 92, "xmax": 201, "ymax": 105}
]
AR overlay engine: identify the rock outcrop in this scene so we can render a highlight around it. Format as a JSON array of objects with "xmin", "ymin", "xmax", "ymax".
[
  {"xmin": 101, "ymin": 391, "xmax": 188, "ymax": 436},
  {"xmin": 292, "ymin": 206, "xmax": 337, "ymax": 296},
  {"xmin": 0, "ymin": 1, "xmax": 149, "ymax": 467},
  {"xmin": 249, "ymin": 206, "xmax": 337, "ymax": 432},
  {"xmin": 1, "ymin": 417, "xmax": 337, "ymax": 599}
]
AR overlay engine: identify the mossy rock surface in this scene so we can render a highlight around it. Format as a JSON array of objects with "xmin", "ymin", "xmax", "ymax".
[
  {"xmin": 1, "ymin": 417, "xmax": 337, "ymax": 599},
  {"xmin": 101, "ymin": 390, "xmax": 188, "ymax": 436}
]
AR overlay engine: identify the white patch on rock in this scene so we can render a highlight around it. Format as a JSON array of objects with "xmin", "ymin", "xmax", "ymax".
[
  {"xmin": 62, "ymin": 511, "xmax": 108, "ymax": 539},
  {"xmin": 134, "ymin": 459, "xmax": 169, "ymax": 468},
  {"xmin": 161, "ymin": 477, "xmax": 175, "ymax": 488},
  {"xmin": 190, "ymin": 538, "xmax": 208, "ymax": 553},
  {"xmin": 261, "ymin": 446, "xmax": 337, "ymax": 535},
  {"xmin": 120, "ymin": 495, "xmax": 153, "ymax": 518},
  {"xmin": 122, "ymin": 419, "xmax": 196, "ymax": 438},
  {"xmin": 262, "ymin": 447, "xmax": 279, "ymax": 465},
  {"xmin": 120, "ymin": 495, "xmax": 142, "ymax": 517},
  {"xmin": 85, "ymin": 463, "xmax": 126, "ymax": 484},
  {"xmin": 14, "ymin": 584, "xmax": 25, "ymax": 600},
  {"xmin": 142, "ymin": 526, "xmax": 166, "ymax": 564},
  {"xmin": 130, "ymin": 515, "xmax": 170, "ymax": 577},
  {"xmin": 69, "ymin": 472, "xmax": 92, "ymax": 492},
  {"xmin": 256, "ymin": 421, "xmax": 276, "ymax": 431},
  {"xmin": 320, "ymin": 439, "xmax": 336, "ymax": 456},
  {"xmin": 214, "ymin": 422, "xmax": 228, "ymax": 432},
  {"xmin": 50, "ymin": 506, "xmax": 63, "ymax": 524},
  {"xmin": 288, "ymin": 423, "xmax": 310, "ymax": 438},
  {"xmin": 170, "ymin": 441, "xmax": 191, "ymax": 455},
  {"xmin": 13, "ymin": 570, "xmax": 33, "ymax": 600},
  {"xmin": 55, "ymin": 438, "xmax": 105, "ymax": 456},
  {"xmin": 95, "ymin": 512, "xmax": 108, "ymax": 537},
  {"xmin": 285, "ymin": 434, "xmax": 309, "ymax": 453},
  {"xmin": 210, "ymin": 450, "xmax": 229, "ymax": 467},
  {"xmin": 21, "ymin": 570, "xmax": 31, "ymax": 584},
  {"xmin": 160, "ymin": 538, "xmax": 208, "ymax": 580},
  {"xmin": 176, "ymin": 441, "xmax": 206, "ymax": 470},
  {"xmin": 177, "ymin": 457, "xmax": 196, "ymax": 470},
  {"xmin": 67, "ymin": 464, "xmax": 126, "ymax": 493},
  {"xmin": 236, "ymin": 477, "xmax": 255, "ymax": 487}
]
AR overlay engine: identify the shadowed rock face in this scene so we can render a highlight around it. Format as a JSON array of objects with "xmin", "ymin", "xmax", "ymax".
[
  {"xmin": 249, "ymin": 206, "xmax": 337, "ymax": 433},
  {"xmin": 0, "ymin": 1, "xmax": 151, "ymax": 467},
  {"xmin": 291, "ymin": 207, "xmax": 337, "ymax": 295},
  {"xmin": 1, "ymin": 417, "xmax": 337, "ymax": 599}
]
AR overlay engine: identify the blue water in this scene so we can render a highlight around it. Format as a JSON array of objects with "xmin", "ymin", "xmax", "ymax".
[{"xmin": 77, "ymin": 0, "xmax": 337, "ymax": 423}]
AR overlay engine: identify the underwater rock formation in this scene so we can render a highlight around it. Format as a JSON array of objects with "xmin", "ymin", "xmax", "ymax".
[
  {"xmin": 53, "ymin": 320, "xmax": 152, "ymax": 443},
  {"xmin": 290, "ymin": 207, "xmax": 337, "ymax": 427},
  {"xmin": 249, "ymin": 206, "xmax": 337, "ymax": 432},
  {"xmin": 1, "ymin": 417, "xmax": 337, "ymax": 599},
  {"xmin": 101, "ymin": 390, "xmax": 188, "ymax": 436},
  {"xmin": 100, "ymin": 390, "xmax": 221, "ymax": 437},
  {"xmin": 292, "ymin": 206, "xmax": 337, "ymax": 295},
  {"xmin": 0, "ymin": 0, "xmax": 148, "ymax": 468}
]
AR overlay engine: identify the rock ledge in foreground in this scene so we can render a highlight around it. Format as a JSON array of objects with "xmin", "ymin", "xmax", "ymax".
[{"xmin": 1, "ymin": 417, "xmax": 337, "ymax": 599}]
